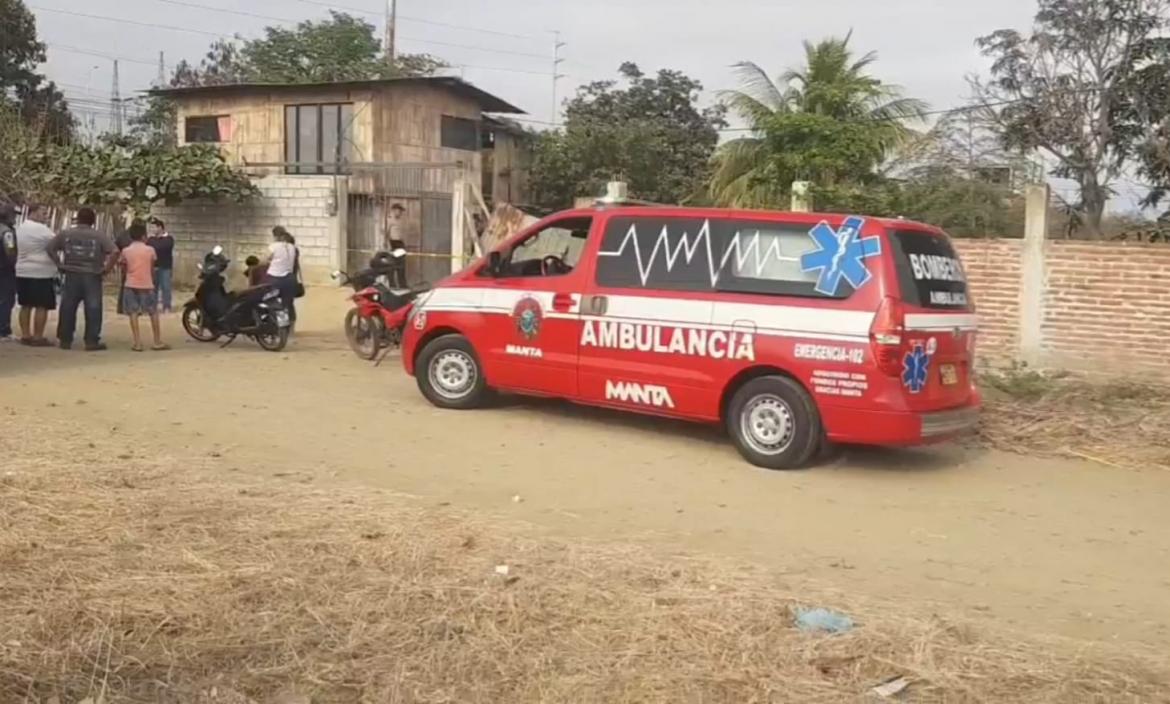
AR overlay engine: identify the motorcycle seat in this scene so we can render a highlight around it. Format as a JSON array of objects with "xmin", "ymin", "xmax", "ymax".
[{"xmin": 228, "ymin": 283, "xmax": 278, "ymax": 303}]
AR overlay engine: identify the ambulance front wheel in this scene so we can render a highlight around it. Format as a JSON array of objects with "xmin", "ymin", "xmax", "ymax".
[
  {"xmin": 726, "ymin": 375, "xmax": 822, "ymax": 470},
  {"xmin": 416, "ymin": 334, "xmax": 490, "ymax": 410}
]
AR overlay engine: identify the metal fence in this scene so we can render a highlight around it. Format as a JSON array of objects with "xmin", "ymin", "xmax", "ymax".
[{"xmin": 336, "ymin": 163, "xmax": 470, "ymax": 285}]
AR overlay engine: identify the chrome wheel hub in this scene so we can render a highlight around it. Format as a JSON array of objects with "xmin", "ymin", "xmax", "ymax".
[
  {"xmin": 430, "ymin": 350, "xmax": 476, "ymax": 400},
  {"xmin": 741, "ymin": 394, "xmax": 795, "ymax": 455}
]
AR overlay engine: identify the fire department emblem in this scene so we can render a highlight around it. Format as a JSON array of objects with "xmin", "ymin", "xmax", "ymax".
[{"xmin": 512, "ymin": 296, "xmax": 543, "ymax": 340}]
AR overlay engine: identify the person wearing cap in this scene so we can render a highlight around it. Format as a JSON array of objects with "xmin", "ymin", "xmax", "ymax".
[{"xmin": 0, "ymin": 202, "xmax": 17, "ymax": 342}]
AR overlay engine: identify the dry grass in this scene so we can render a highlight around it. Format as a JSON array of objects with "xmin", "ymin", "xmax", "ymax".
[
  {"xmin": 977, "ymin": 367, "xmax": 1170, "ymax": 470},
  {"xmin": 2, "ymin": 422, "xmax": 1168, "ymax": 704}
]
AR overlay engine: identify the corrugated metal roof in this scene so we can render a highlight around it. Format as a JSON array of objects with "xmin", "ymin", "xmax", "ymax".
[{"xmin": 147, "ymin": 76, "xmax": 525, "ymax": 114}]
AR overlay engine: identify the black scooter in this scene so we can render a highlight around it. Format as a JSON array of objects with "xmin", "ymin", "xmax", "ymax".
[{"xmin": 181, "ymin": 245, "xmax": 291, "ymax": 352}]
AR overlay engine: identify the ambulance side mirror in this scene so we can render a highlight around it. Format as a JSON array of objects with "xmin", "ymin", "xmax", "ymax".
[{"xmin": 487, "ymin": 250, "xmax": 503, "ymax": 277}]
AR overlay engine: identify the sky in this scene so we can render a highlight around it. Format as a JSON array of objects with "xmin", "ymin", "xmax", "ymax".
[{"xmin": 31, "ymin": 0, "xmax": 1140, "ymax": 210}]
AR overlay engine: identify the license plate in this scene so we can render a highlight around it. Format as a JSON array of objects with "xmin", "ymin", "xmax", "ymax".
[
  {"xmin": 275, "ymin": 310, "xmax": 290, "ymax": 327},
  {"xmin": 940, "ymin": 364, "xmax": 958, "ymax": 386}
]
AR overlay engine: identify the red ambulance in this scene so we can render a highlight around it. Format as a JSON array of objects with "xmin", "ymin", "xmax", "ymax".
[{"xmin": 401, "ymin": 203, "xmax": 979, "ymax": 470}]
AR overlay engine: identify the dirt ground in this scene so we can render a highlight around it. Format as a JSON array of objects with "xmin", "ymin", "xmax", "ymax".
[{"xmin": 4, "ymin": 289, "xmax": 1170, "ymax": 650}]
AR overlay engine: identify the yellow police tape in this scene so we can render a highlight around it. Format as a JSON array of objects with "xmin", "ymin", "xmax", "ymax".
[{"xmin": 346, "ymin": 248, "xmax": 477, "ymax": 262}]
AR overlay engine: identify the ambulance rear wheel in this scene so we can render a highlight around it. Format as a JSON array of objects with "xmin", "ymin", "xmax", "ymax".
[
  {"xmin": 416, "ymin": 334, "xmax": 489, "ymax": 410},
  {"xmin": 726, "ymin": 376, "xmax": 822, "ymax": 470}
]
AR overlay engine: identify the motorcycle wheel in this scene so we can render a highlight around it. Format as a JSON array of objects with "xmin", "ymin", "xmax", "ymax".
[
  {"xmin": 344, "ymin": 308, "xmax": 381, "ymax": 360},
  {"xmin": 255, "ymin": 324, "xmax": 290, "ymax": 352},
  {"xmin": 385, "ymin": 324, "xmax": 403, "ymax": 349},
  {"xmin": 182, "ymin": 302, "xmax": 220, "ymax": 342}
]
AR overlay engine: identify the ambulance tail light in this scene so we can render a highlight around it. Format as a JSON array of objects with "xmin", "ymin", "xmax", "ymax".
[{"xmin": 870, "ymin": 296, "xmax": 906, "ymax": 376}]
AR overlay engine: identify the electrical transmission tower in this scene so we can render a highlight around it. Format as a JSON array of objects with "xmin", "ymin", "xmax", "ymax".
[
  {"xmin": 550, "ymin": 30, "xmax": 565, "ymax": 126},
  {"xmin": 111, "ymin": 59, "xmax": 123, "ymax": 135}
]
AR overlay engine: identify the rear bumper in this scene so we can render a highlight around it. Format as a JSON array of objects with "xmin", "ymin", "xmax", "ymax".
[
  {"xmin": 920, "ymin": 406, "xmax": 980, "ymax": 438},
  {"xmin": 822, "ymin": 402, "xmax": 981, "ymax": 446}
]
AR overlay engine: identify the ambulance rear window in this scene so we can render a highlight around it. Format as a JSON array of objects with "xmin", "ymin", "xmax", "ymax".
[{"xmin": 890, "ymin": 230, "xmax": 969, "ymax": 309}]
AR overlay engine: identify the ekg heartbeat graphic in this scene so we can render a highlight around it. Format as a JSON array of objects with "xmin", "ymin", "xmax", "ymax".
[{"xmin": 597, "ymin": 220, "xmax": 801, "ymax": 287}]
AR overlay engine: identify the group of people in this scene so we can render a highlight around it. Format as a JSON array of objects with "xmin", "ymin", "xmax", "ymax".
[
  {"xmin": 0, "ymin": 204, "xmax": 175, "ymax": 351},
  {"xmin": 1, "ymin": 199, "xmax": 325, "ymax": 351}
]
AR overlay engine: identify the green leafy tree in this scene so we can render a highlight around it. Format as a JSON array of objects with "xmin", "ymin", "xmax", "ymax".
[
  {"xmin": 710, "ymin": 34, "xmax": 926, "ymax": 207},
  {"xmin": 0, "ymin": 0, "xmax": 72, "ymax": 141},
  {"xmin": 0, "ymin": 101, "xmax": 46, "ymax": 201},
  {"xmin": 132, "ymin": 12, "xmax": 445, "ymax": 146},
  {"xmin": 1116, "ymin": 34, "xmax": 1170, "ymax": 210},
  {"xmin": 972, "ymin": 0, "xmax": 1169, "ymax": 237},
  {"xmin": 3, "ymin": 120, "xmax": 258, "ymax": 212},
  {"xmin": 85, "ymin": 138, "xmax": 261, "ymax": 213},
  {"xmin": 529, "ymin": 62, "xmax": 726, "ymax": 209}
]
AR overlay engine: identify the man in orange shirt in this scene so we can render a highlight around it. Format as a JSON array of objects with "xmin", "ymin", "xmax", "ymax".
[{"xmin": 119, "ymin": 222, "xmax": 169, "ymax": 351}]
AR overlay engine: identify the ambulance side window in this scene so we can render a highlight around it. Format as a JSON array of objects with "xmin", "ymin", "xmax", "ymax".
[
  {"xmin": 595, "ymin": 216, "xmax": 849, "ymax": 298},
  {"xmin": 494, "ymin": 217, "xmax": 592, "ymax": 278}
]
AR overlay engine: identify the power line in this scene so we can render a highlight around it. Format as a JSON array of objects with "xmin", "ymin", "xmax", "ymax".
[
  {"xmin": 455, "ymin": 64, "xmax": 554, "ymax": 77},
  {"xmin": 289, "ymin": 0, "xmax": 542, "ymax": 40},
  {"xmin": 50, "ymin": 39, "xmax": 555, "ymax": 91},
  {"xmin": 505, "ymin": 90, "xmax": 1111, "ymax": 134},
  {"xmin": 715, "ymin": 89, "xmax": 1113, "ymax": 133},
  {"xmin": 46, "ymin": 43, "xmax": 164, "ymax": 68},
  {"xmin": 404, "ymin": 36, "xmax": 549, "ymax": 60},
  {"xmin": 148, "ymin": 0, "xmax": 295, "ymax": 24},
  {"xmin": 31, "ymin": 5, "xmax": 222, "ymax": 37},
  {"xmin": 33, "ymin": 2, "xmax": 553, "ymax": 61}
]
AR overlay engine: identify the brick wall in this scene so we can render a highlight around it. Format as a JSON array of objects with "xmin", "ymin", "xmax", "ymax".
[
  {"xmin": 152, "ymin": 175, "xmax": 341, "ymax": 288},
  {"xmin": 1042, "ymin": 242, "xmax": 1170, "ymax": 374},
  {"xmin": 958, "ymin": 238, "xmax": 1170, "ymax": 377},
  {"xmin": 952, "ymin": 239, "xmax": 1022, "ymax": 361}
]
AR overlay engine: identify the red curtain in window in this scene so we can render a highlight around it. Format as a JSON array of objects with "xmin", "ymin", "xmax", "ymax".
[{"xmin": 216, "ymin": 116, "xmax": 233, "ymax": 142}]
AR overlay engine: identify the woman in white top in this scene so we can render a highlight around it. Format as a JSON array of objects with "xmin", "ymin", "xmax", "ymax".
[
  {"xmin": 263, "ymin": 226, "xmax": 299, "ymax": 328},
  {"xmin": 14, "ymin": 204, "xmax": 59, "ymax": 346}
]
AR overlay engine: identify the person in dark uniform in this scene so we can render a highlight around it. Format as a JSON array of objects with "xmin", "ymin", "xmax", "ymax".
[{"xmin": 0, "ymin": 202, "xmax": 18, "ymax": 342}]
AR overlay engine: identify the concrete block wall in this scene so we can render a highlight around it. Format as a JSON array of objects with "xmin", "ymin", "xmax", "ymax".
[{"xmin": 152, "ymin": 175, "xmax": 342, "ymax": 288}]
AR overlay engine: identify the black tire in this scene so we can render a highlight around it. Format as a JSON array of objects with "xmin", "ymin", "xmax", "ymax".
[
  {"xmin": 415, "ymin": 334, "xmax": 489, "ymax": 410},
  {"xmin": 181, "ymin": 302, "xmax": 220, "ymax": 342},
  {"xmin": 255, "ymin": 324, "xmax": 289, "ymax": 352},
  {"xmin": 725, "ymin": 375, "xmax": 822, "ymax": 470},
  {"xmin": 344, "ymin": 308, "xmax": 381, "ymax": 360}
]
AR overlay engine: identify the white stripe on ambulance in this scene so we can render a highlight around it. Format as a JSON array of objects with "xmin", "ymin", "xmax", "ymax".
[{"xmin": 420, "ymin": 288, "xmax": 880, "ymax": 341}]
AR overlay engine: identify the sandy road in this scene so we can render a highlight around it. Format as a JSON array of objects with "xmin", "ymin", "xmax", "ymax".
[{"xmin": 3, "ymin": 290, "xmax": 1170, "ymax": 648}]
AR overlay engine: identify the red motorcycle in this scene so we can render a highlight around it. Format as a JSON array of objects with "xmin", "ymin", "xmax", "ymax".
[{"xmin": 334, "ymin": 250, "xmax": 429, "ymax": 361}]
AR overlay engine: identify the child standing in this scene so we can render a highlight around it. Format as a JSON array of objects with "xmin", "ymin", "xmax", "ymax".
[
  {"xmin": 244, "ymin": 255, "xmax": 268, "ymax": 287},
  {"xmin": 120, "ymin": 221, "xmax": 169, "ymax": 351}
]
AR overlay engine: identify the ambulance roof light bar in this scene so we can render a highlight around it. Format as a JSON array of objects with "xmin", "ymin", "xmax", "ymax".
[{"xmin": 593, "ymin": 180, "xmax": 664, "ymax": 208}]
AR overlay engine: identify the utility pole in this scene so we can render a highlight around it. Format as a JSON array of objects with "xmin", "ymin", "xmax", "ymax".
[
  {"xmin": 384, "ymin": 0, "xmax": 397, "ymax": 64},
  {"xmin": 156, "ymin": 51, "xmax": 166, "ymax": 87},
  {"xmin": 550, "ymin": 30, "xmax": 565, "ymax": 126},
  {"xmin": 111, "ymin": 59, "xmax": 123, "ymax": 135}
]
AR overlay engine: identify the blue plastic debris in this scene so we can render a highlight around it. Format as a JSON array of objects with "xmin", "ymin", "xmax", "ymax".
[{"xmin": 794, "ymin": 607, "xmax": 854, "ymax": 634}]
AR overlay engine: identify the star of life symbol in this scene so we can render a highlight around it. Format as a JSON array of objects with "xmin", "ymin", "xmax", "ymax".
[
  {"xmin": 902, "ymin": 343, "xmax": 932, "ymax": 394},
  {"xmin": 799, "ymin": 216, "xmax": 882, "ymax": 296}
]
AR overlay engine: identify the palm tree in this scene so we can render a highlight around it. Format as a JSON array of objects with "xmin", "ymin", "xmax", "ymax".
[{"xmin": 709, "ymin": 33, "xmax": 927, "ymax": 207}]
